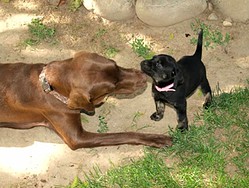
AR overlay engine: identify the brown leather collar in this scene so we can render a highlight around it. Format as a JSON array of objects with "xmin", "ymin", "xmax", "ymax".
[{"xmin": 39, "ymin": 67, "xmax": 68, "ymax": 104}]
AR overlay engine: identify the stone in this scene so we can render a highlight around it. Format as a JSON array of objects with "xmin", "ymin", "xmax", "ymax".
[
  {"xmin": 83, "ymin": 0, "xmax": 135, "ymax": 21},
  {"xmin": 135, "ymin": 0, "xmax": 207, "ymax": 27},
  {"xmin": 210, "ymin": 0, "xmax": 249, "ymax": 22},
  {"xmin": 208, "ymin": 12, "xmax": 218, "ymax": 21},
  {"xmin": 223, "ymin": 20, "xmax": 232, "ymax": 27}
]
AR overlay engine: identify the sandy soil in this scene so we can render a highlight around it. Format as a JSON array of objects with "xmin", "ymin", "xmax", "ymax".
[{"xmin": 0, "ymin": 1, "xmax": 248, "ymax": 187}]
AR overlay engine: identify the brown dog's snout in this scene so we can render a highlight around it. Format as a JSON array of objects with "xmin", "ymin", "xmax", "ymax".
[{"xmin": 134, "ymin": 70, "xmax": 147, "ymax": 88}]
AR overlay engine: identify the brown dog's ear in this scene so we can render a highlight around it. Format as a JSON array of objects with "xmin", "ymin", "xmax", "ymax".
[{"xmin": 67, "ymin": 90, "xmax": 95, "ymax": 113}]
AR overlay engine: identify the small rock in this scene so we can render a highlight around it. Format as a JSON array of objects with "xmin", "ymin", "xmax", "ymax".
[
  {"xmin": 223, "ymin": 20, "xmax": 232, "ymax": 27},
  {"xmin": 207, "ymin": 2, "xmax": 214, "ymax": 11},
  {"xmin": 208, "ymin": 12, "xmax": 218, "ymax": 21},
  {"xmin": 83, "ymin": 0, "xmax": 135, "ymax": 21},
  {"xmin": 135, "ymin": 0, "xmax": 207, "ymax": 27}
]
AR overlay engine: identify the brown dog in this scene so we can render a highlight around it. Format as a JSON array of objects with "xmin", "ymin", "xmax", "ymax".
[{"xmin": 0, "ymin": 51, "xmax": 172, "ymax": 150}]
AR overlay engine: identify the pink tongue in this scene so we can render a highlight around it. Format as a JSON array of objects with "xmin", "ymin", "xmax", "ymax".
[{"xmin": 155, "ymin": 83, "xmax": 176, "ymax": 92}]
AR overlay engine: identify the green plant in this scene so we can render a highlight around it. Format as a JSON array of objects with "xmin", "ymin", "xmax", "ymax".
[
  {"xmin": 24, "ymin": 18, "xmax": 56, "ymax": 46},
  {"xmin": 97, "ymin": 116, "xmax": 109, "ymax": 133},
  {"xmin": 130, "ymin": 111, "xmax": 150, "ymax": 131},
  {"xmin": 104, "ymin": 46, "xmax": 119, "ymax": 58},
  {"xmin": 131, "ymin": 111, "xmax": 143, "ymax": 128},
  {"xmin": 69, "ymin": 0, "xmax": 82, "ymax": 12},
  {"xmin": 131, "ymin": 38, "xmax": 154, "ymax": 59},
  {"xmin": 190, "ymin": 19, "xmax": 230, "ymax": 49},
  {"xmin": 94, "ymin": 29, "xmax": 107, "ymax": 39}
]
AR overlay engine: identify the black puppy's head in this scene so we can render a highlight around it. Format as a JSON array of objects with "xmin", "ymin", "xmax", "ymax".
[{"xmin": 140, "ymin": 54, "xmax": 183, "ymax": 89}]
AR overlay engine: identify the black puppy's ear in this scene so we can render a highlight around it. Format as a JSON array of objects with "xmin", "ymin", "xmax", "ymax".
[{"xmin": 175, "ymin": 68, "xmax": 184, "ymax": 86}]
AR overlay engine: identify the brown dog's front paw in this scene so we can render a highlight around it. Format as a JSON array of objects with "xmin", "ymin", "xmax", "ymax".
[
  {"xmin": 164, "ymin": 136, "xmax": 173, "ymax": 147},
  {"xmin": 150, "ymin": 112, "xmax": 163, "ymax": 121},
  {"xmin": 149, "ymin": 135, "xmax": 173, "ymax": 148}
]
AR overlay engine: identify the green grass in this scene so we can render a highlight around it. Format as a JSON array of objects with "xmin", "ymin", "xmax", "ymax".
[
  {"xmin": 131, "ymin": 38, "xmax": 155, "ymax": 59},
  {"xmin": 24, "ymin": 18, "xmax": 56, "ymax": 46},
  {"xmin": 190, "ymin": 19, "xmax": 230, "ymax": 49},
  {"xmin": 97, "ymin": 116, "xmax": 109, "ymax": 133},
  {"xmin": 69, "ymin": 0, "xmax": 82, "ymax": 12},
  {"xmin": 104, "ymin": 46, "xmax": 119, "ymax": 58},
  {"xmin": 67, "ymin": 84, "xmax": 249, "ymax": 188}
]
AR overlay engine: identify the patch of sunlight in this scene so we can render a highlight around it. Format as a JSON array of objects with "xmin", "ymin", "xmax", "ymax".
[
  {"xmin": 0, "ymin": 13, "xmax": 42, "ymax": 33},
  {"xmin": 13, "ymin": 0, "xmax": 41, "ymax": 11},
  {"xmin": 0, "ymin": 7, "xmax": 4, "ymax": 15},
  {"xmin": 21, "ymin": 47, "xmax": 75, "ymax": 60},
  {"xmin": 235, "ymin": 56, "xmax": 249, "ymax": 69},
  {"xmin": 0, "ymin": 141, "xmax": 65, "ymax": 175}
]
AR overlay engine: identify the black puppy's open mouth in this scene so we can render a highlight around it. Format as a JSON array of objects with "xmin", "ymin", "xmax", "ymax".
[{"xmin": 155, "ymin": 79, "xmax": 175, "ymax": 92}]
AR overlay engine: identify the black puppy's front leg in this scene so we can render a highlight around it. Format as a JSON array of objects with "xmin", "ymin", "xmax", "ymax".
[
  {"xmin": 175, "ymin": 101, "xmax": 188, "ymax": 131},
  {"xmin": 151, "ymin": 100, "xmax": 165, "ymax": 121}
]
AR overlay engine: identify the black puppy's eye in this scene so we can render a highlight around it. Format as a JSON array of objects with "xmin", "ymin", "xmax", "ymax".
[
  {"xmin": 156, "ymin": 62, "xmax": 162, "ymax": 68},
  {"xmin": 171, "ymin": 70, "xmax": 176, "ymax": 77}
]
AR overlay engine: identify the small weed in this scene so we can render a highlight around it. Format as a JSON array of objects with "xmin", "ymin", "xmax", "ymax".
[
  {"xmin": 68, "ymin": 176, "xmax": 84, "ymax": 187},
  {"xmin": 24, "ymin": 18, "xmax": 56, "ymax": 46},
  {"xmin": 104, "ymin": 46, "xmax": 119, "ymax": 58},
  {"xmin": 190, "ymin": 19, "xmax": 230, "ymax": 49},
  {"xmin": 94, "ymin": 29, "xmax": 107, "ymax": 39},
  {"xmin": 131, "ymin": 111, "xmax": 144, "ymax": 128},
  {"xmin": 130, "ymin": 111, "xmax": 150, "ymax": 131},
  {"xmin": 97, "ymin": 116, "xmax": 109, "ymax": 133},
  {"xmin": 131, "ymin": 38, "xmax": 154, "ymax": 59},
  {"xmin": 69, "ymin": 0, "xmax": 82, "ymax": 12}
]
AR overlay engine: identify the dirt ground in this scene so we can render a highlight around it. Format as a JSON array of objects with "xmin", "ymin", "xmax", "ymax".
[{"xmin": 0, "ymin": 1, "xmax": 248, "ymax": 187}]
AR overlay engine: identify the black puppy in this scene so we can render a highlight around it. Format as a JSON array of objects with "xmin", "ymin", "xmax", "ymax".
[{"xmin": 140, "ymin": 29, "xmax": 212, "ymax": 130}]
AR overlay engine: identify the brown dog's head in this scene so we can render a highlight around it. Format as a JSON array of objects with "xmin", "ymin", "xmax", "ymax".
[
  {"xmin": 140, "ymin": 54, "xmax": 183, "ymax": 91},
  {"xmin": 46, "ymin": 52, "xmax": 147, "ymax": 113}
]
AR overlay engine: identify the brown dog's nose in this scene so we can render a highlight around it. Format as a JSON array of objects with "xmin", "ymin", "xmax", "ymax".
[{"xmin": 136, "ymin": 71, "xmax": 147, "ymax": 88}]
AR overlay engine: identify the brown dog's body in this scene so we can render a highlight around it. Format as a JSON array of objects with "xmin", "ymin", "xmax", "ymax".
[{"xmin": 0, "ymin": 52, "xmax": 172, "ymax": 150}]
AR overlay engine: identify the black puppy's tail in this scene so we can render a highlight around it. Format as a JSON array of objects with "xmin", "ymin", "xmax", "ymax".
[{"xmin": 193, "ymin": 29, "xmax": 203, "ymax": 60}]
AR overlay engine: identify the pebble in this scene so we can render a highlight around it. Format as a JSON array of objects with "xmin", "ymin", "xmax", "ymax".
[
  {"xmin": 208, "ymin": 12, "xmax": 218, "ymax": 21},
  {"xmin": 223, "ymin": 17, "xmax": 233, "ymax": 27},
  {"xmin": 223, "ymin": 20, "xmax": 232, "ymax": 27}
]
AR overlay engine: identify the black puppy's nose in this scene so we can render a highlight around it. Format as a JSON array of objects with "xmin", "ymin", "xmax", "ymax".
[{"xmin": 140, "ymin": 60, "xmax": 147, "ymax": 66}]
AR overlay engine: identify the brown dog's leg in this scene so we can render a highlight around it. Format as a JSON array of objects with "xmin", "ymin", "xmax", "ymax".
[{"xmin": 44, "ymin": 112, "xmax": 172, "ymax": 150}]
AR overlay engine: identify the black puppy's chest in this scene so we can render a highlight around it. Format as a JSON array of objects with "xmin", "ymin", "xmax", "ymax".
[{"xmin": 152, "ymin": 85, "xmax": 185, "ymax": 105}]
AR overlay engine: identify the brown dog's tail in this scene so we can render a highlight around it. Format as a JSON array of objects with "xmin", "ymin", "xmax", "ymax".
[{"xmin": 193, "ymin": 29, "xmax": 203, "ymax": 60}]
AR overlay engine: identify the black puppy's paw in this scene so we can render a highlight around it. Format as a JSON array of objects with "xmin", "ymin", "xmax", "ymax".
[
  {"xmin": 203, "ymin": 102, "xmax": 211, "ymax": 109},
  {"xmin": 177, "ymin": 120, "xmax": 188, "ymax": 132},
  {"xmin": 150, "ymin": 112, "xmax": 163, "ymax": 121},
  {"xmin": 203, "ymin": 93, "xmax": 212, "ymax": 109},
  {"xmin": 177, "ymin": 126, "xmax": 188, "ymax": 132}
]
